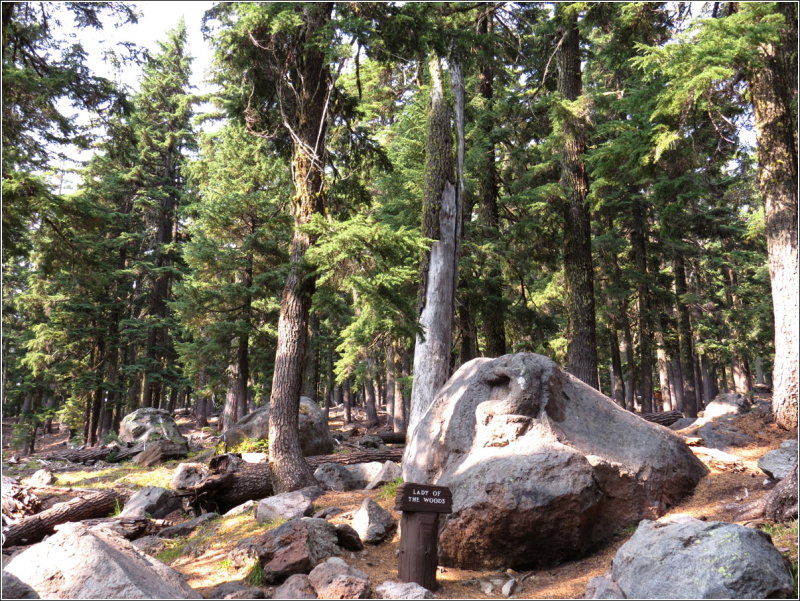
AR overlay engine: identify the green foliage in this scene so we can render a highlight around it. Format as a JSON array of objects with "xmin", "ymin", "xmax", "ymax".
[
  {"xmin": 245, "ymin": 561, "xmax": 266, "ymax": 587},
  {"xmin": 377, "ymin": 477, "xmax": 404, "ymax": 501}
]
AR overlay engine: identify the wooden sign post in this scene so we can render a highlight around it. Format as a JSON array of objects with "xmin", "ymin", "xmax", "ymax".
[{"xmin": 394, "ymin": 482, "xmax": 452, "ymax": 591}]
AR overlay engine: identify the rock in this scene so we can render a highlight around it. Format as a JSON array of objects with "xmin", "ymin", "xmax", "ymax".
[
  {"xmin": 669, "ymin": 417, "xmax": 701, "ymax": 431},
  {"xmin": 403, "ymin": 353, "xmax": 706, "ymax": 570},
  {"xmin": 208, "ymin": 581, "xmax": 266, "ymax": 599},
  {"xmin": 345, "ymin": 461, "xmax": 386, "ymax": 487},
  {"xmin": 758, "ymin": 440, "xmax": 798, "ymax": 480},
  {"xmin": 690, "ymin": 446, "xmax": 744, "ymax": 471},
  {"xmin": 584, "ymin": 575, "xmax": 625, "ymax": 599},
  {"xmin": 120, "ymin": 486, "xmax": 182, "ymax": 519},
  {"xmin": 132, "ymin": 535, "xmax": 164, "ymax": 556},
  {"xmin": 313, "ymin": 506, "xmax": 344, "ymax": 519},
  {"xmin": 586, "ymin": 515, "xmax": 794, "ymax": 599},
  {"xmin": 224, "ymin": 500, "xmax": 257, "ymax": 517},
  {"xmin": 0, "ymin": 571, "xmax": 39, "ymax": 599},
  {"xmin": 159, "ymin": 513, "xmax": 218, "ymax": 538},
  {"xmin": 375, "ymin": 581, "xmax": 434, "ymax": 599},
  {"xmin": 171, "ymin": 463, "xmax": 209, "ymax": 489},
  {"xmin": 255, "ymin": 486, "xmax": 324, "ymax": 524},
  {"xmin": 273, "ymin": 574, "xmax": 317, "ymax": 599},
  {"xmin": 351, "ymin": 498, "xmax": 396, "ymax": 544},
  {"xmin": 25, "ymin": 468, "xmax": 56, "ymax": 487},
  {"xmin": 133, "ymin": 439, "xmax": 188, "ymax": 466},
  {"xmin": 223, "ymin": 397, "xmax": 333, "ymax": 457},
  {"xmin": 764, "ymin": 459, "xmax": 798, "ymax": 521},
  {"xmin": 365, "ymin": 461, "xmax": 402, "ymax": 490},
  {"xmin": 703, "ymin": 392, "xmax": 750, "ymax": 419},
  {"xmin": 232, "ymin": 518, "xmax": 340, "ymax": 584},
  {"xmin": 314, "ymin": 463, "xmax": 360, "ymax": 491},
  {"xmin": 119, "ymin": 407, "xmax": 189, "ymax": 453},
  {"xmin": 501, "ymin": 578, "xmax": 517, "ymax": 597},
  {"xmin": 2, "ymin": 522, "xmax": 199, "ymax": 598},
  {"xmin": 695, "ymin": 419, "xmax": 755, "ymax": 449},
  {"xmin": 307, "ymin": 557, "xmax": 371, "ymax": 599},
  {"xmin": 334, "ymin": 524, "xmax": 364, "ymax": 551},
  {"xmin": 357, "ymin": 435, "xmax": 386, "ymax": 450}
]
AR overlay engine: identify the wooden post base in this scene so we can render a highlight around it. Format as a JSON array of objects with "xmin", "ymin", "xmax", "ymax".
[{"xmin": 398, "ymin": 511, "xmax": 440, "ymax": 591}]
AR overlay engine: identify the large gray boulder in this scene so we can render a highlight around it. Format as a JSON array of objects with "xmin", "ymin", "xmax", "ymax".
[
  {"xmin": 586, "ymin": 515, "xmax": 795, "ymax": 599},
  {"xmin": 223, "ymin": 397, "xmax": 334, "ymax": 456},
  {"xmin": 758, "ymin": 440, "xmax": 798, "ymax": 480},
  {"xmin": 403, "ymin": 353, "xmax": 707, "ymax": 570},
  {"xmin": 118, "ymin": 407, "xmax": 189, "ymax": 453},
  {"xmin": 702, "ymin": 392, "xmax": 750, "ymax": 419},
  {"xmin": 119, "ymin": 486, "xmax": 182, "ymax": 519},
  {"xmin": 2, "ymin": 522, "xmax": 199, "ymax": 598}
]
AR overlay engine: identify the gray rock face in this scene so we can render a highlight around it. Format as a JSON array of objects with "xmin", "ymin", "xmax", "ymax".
[
  {"xmin": 307, "ymin": 557, "xmax": 371, "ymax": 599},
  {"xmin": 314, "ymin": 463, "xmax": 360, "ymax": 491},
  {"xmin": 232, "ymin": 518, "xmax": 340, "ymax": 584},
  {"xmin": 207, "ymin": 581, "xmax": 266, "ymax": 599},
  {"xmin": 587, "ymin": 515, "xmax": 795, "ymax": 599},
  {"xmin": 2, "ymin": 522, "xmax": 199, "ymax": 599},
  {"xmin": 403, "ymin": 353, "xmax": 707, "ymax": 570},
  {"xmin": 375, "ymin": 581, "xmax": 434, "ymax": 599},
  {"xmin": 118, "ymin": 408, "xmax": 189, "ymax": 452},
  {"xmin": 171, "ymin": 462, "xmax": 209, "ymax": 489},
  {"xmin": 695, "ymin": 418, "xmax": 754, "ymax": 450},
  {"xmin": 120, "ymin": 486, "xmax": 182, "ymax": 519},
  {"xmin": 334, "ymin": 524, "xmax": 363, "ymax": 551},
  {"xmin": 703, "ymin": 392, "xmax": 750, "ymax": 419},
  {"xmin": 365, "ymin": 461, "xmax": 402, "ymax": 490},
  {"xmin": 351, "ymin": 498, "xmax": 396, "ymax": 544},
  {"xmin": 223, "ymin": 397, "xmax": 333, "ymax": 456},
  {"xmin": 759, "ymin": 440, "xmax": 798, "ymax": 480},
  {"xmin": 273, "ymin": 573, "xmax": 317, "ymax": 599},
  {"xmin": 255, "ymin": 486, "xmax": 324, "ymax": 524},
  {"xmin": 158, "ymin": 513, "xmax": 218, "ymax": 538},
  {"xmin": 26, "ymin": 468, "xmax": 56, "ymax": 487}
]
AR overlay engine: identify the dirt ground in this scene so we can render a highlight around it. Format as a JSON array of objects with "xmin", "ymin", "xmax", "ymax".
[{"xmin": 2, "ymin": 392, "xmax": 795, "ymax": 599}]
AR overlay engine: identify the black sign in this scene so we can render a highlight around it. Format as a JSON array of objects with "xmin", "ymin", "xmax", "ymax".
[{"xmin": 395, "ymin": 482, "xmax": 452, "ymax": 513}]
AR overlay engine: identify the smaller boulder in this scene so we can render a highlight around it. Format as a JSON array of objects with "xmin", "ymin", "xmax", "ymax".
[
  {"xmin": 375, "ymin": 581, "xmax": 434, "ymax": 599},
  {"xmin": 224, "ymin": 500, "xmax": 257, "ymax": 517},
  {"xmin": 351, "ymin": 499, "xmax": 396, "ymax": 544},
  {"xmin": 119, "ymin": 486, "xmax": 182, "ymax": 519},
  {"xmin": 345, "ymin": 462, "xmax": 385, "ymax": 487},
  {"xmin": 208, "ymin": 581, "xmax": 266, "ymax": 599},
  {"xmin": 171, "ymin": 463, "xmax": 209, "ymax": 490},
  {"xmin": 314, "ymin": 463, "xmax": 360, "ymax": 492},
  {"xmin": 159, "ymin": 513, "xmax": 218, "ymax": 539},
  {"xmin": 334, "ymin": 524, "xmax": 364, "ymax": 551},
  {"xmin": 255, "ymin": 486, "xmax": 324, "ymax": 524},
  {"xmin": 25, "ymin": 468, "xmax": 56, "ymax": 487},
  {"xmin": 307, "ymin": 557, "xmax": 371, "ymax": 599},
  {"xmin": 356, "ymin": 435, "xmax": 386, "ymax": 450},
  {"xmin": 695, "ymin": 419, "xmax": 754, "ymax": 450},
  {"xmin": 273, "ymin": 574, "xmax": 317, "ymax": 599},
  {"xmin": 118, "ymin": 408, "xmax": 189, "ymax": 453},
  {"xmin": 703, "ymin": 393, "xmax": 750, "ymax": 419},
  {"xmin": 758, "ymin": 440, "xmax": 798, "ymax": 480},
  {"xmin": 365, "ymin": 461, "xmax": 402, "ymax": 490}
]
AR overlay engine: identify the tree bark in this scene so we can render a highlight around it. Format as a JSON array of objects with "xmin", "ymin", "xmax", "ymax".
[
  {"xmin": 674, "ymin": 253, "xmax": 698, "ymax": 418},
  {"xmin": 745, "ymin": 2, "xmax": 798, "ymax": 430},
  {"xmin": 631, "ymin": 198, "xmax": 653, "ymax": 411},
  {"xmin": 556, "ymin": 4, "xmax": 598, "ymax": 389},
  {"xmin": 408, "ymin": 55, "xmax": 458, "ymax": 433}
]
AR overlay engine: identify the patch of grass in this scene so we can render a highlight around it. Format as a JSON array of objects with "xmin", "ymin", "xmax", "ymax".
[
  {"xmin": 377, "ymin": 476, "xmax": 404, "ymax": 501},
  {"xmin": 227, "ymin": 437, "xmax": 270, "ymax": 454},
  {"xmin": 155, "ymin": 538, "xmax": 189, "ymax": 564},
  {"xmin": 245, "ymin": 560, "xmax": 266, "ymax": 587},
  {"xmin": 760, "ymin": 520, "xmax": 798, "ymax": 595},
  {"xmin": 219, "ymin": 558, "xmax": 233, "ymax": 571},
  {"xmin": 55, "ymin": 463, "xmax": 174, "ymax": 489}
]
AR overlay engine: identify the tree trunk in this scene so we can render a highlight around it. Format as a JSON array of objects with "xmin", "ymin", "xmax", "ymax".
[
  {"xmin": 267, "ymin": 3, "xmax": 332, "ymax": 492},
  {"xmin": 557, "ymin": 4, "xmax": 598, "ymax": 389},
  {"xmin": 392, "ymin": 345, "xmax": 406, "ymax": 435},
  {"xmin": 631, "ymin": 198, "xmax": 653, "ymax": 411},
  {"xmin": 609, "ymin": 328, "xmax": 625, "ymax": 406},
  {"xmin": 343, "ymin": 378, "xmax": 353, "ymax": 424},
  {"xmin": 674, "ymin": 253, "xmax": 698, "ymax": 418},
  {"xmin": 408, "ymin": 55, "xmax": 458, "ymax": 433},
  {"xmin": 364, "ymin": 378, "xmax": 380, "ymax": 429},
  {"xmin": 745, "ymin": 2, "xmax": 798, "ymax": 430}
]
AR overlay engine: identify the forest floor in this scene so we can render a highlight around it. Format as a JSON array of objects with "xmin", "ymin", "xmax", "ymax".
[{"xmin": 2, "ymin": 391, "xmax": 797, "ymax": 599}]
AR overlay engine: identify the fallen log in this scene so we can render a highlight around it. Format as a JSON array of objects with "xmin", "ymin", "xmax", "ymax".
[
  {"xmin": 80, "ymin": 516, "xmax": 170, "ymax": 540},
  {"xmin": 305, "ymin": 449, "xmax": 403, "ymax": 468},
  {"xmin": 1, "ymin": 477, "xmax": 41, "ymax": 525},
  {"xmin": 376, "ymin": 432, "xmax": 407, "ymax": 445},
  {"xmin": 43, "ymin": 444, "xmax": 144, "ymax": 464},
  {"xmin": 2, "ymin": 488, "xmax": 120, "ymax": 547},
  {"xmin": 640, "ymin": 410, "xmax": 684, "ymax": 427}
]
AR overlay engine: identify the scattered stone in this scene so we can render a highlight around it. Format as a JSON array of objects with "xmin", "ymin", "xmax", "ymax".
[
  {"xmin": 364, "ymin": 461, "xmax": 402, "ymax": 490},
  {"xmin": 375, "ymin": 580, "xmax": 434, "ymax": 599},
  {"xmin": 273, "ymin": 574, "xmax": 317, "ymax": 599},
  {"xmin": 171, "ymin": 463, "xmax": 209, "ymax": 490},
  {"xmin": 120, "ymin": 486, "xmax": 182, "ymax": 520},
  {"xmin": 403, "ymin": 353, "xmax": 707, "ymax": 570},
  {"xmin": 669, "ymin": 417, "xmax": 701, "ymax": 431},
  {"xmin": 585, "ymin": 514, "xmax": 794, "ymax": 599},
  {"xmin": 307, "ymin": 557, "xmax": 371, "ymax": 599},
  {"xmin": 356, "ymin": 435, "xmax": 386, "ymax": 450},
  {"xmin": 159, "ymin": 513, "xmax": 218, "ymax": 538},
  {"xmin": 2, "ymin": 522, "xmax": 199, "ymax": 598},
  {"xmin": 345, "ymin": 461, "xmax": 386, "ymax": 487},
  {"xmin": 255, "ymin": 487, "xmax": 324, "ymax": 524},
  {"xmin": 334, "ymin": 524, "xmax": 364, "ymax": 551},
  {"xmin": 0, "ymin": 571, "xmax": 39, "ymax": 599},
  {"xmin": 223, "ymin": 397, "xmax": 333, "ymax": 457},
  {"xmin": 695, "ymin": 419, "xmax": 754, "ymax": 450},
  {"xmin": 703, "ymin": 393, "xmax": 750, "ymax": 419},
  {"xmin": 479, "ymin": 580, "xmax": 494, "ymax": 595},
  {"xmin": 584, "ymin": 574, "xmax": 625, "ymax": 599},
  {"xmin": 231, "ymin": 518, "xmax": 339, "ymax": 584},
  {"xmin": 313, "ymin": 506, "xmax": 344, "ymax": 519},
  {"xmin": 119, "ymin": 407, "xmax": 189, "ymax": 454},
  {"xmin": 314, "ymin": 463, "xmax": 360, "ymax": 492},
  {"xmin": 25, "ymin": 468, "xmax": 56, "ymax": 487},
  {"xmin": 208, "ymin": 581, "xmax": 266, "ymax": 599},
  {"xmin": 351, "ymin": 498, "xmax": 396, "ymax": 544},
  {"xmin": 501, "ymin": 578, "xmax": 517, "ymax": 597},
  {"xmin": 758, "ymin": 440, "xmax": 798, "ymax": 480},
  {"xmin": 132, "ymin": 535, "xmax": 164, "ymax": 556},
  {"xmin": 224, "ymin": 500, "xmax": 257, "ymax": 517}
]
